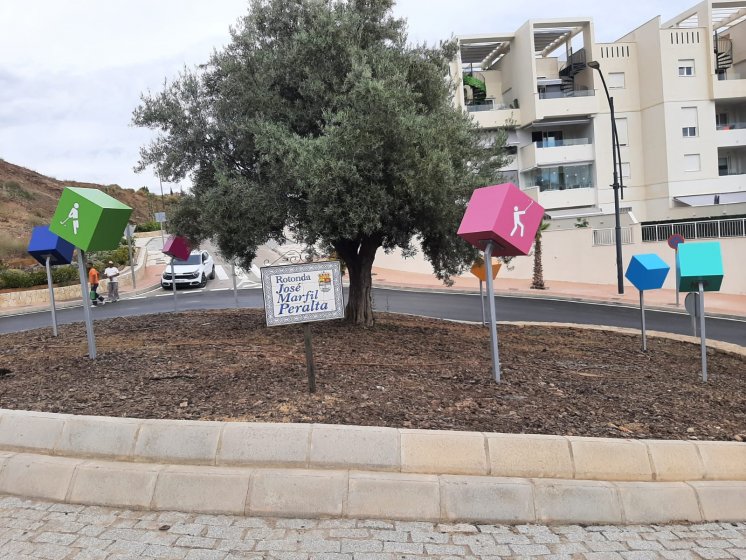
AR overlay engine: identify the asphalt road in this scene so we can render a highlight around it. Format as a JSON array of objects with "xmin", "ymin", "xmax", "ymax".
[{"xmin": 1, "ymin": 287, "xmax": 745, "ymax": 346}]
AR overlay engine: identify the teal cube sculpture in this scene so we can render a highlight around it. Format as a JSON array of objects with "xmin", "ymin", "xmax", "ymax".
[
  {"xmin": 49, "ymin": 187, "xmax": 133, "ymax": 252},
  {"xmin": 625, "ymin": 254, "xmax": 670, "ymax": 291},
  {"xmin": 677, "ymin": 242, "xmax": 724, "ymax": 292}
]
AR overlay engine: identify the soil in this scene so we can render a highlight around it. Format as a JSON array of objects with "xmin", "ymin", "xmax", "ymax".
[{"xmin": 0, "ymin": 309, "xmax": 744, "ymax": 441}]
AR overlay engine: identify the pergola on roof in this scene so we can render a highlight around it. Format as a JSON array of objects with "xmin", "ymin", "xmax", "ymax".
[
  {"xmin": 457, "ymin": 33, "xmax": 514, "ymax": 70},
  {"xmin": 664, "ymin": 0, "xmax": 746, "ymax": 31}
]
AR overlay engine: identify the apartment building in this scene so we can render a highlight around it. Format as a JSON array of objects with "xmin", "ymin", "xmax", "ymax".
[{"xmin": 453, "ymin": 0, "xmax": 746, "ymax": 229}]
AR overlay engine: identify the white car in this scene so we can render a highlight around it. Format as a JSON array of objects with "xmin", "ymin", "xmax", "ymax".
[{"xmin": 161, "ymin": 250, "xmax": 216, "ymax": 290}]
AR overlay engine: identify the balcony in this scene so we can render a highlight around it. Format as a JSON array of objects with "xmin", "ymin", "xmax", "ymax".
[
  {"xmin": 520, "ymin": 138, "xmax": 594, "ymax": 169},
  {"xmin": 715, "ymin": 121, "xmax": 746, "ymax": 147},
  {"xmin": 522, "ymin": 163, "xmax": 596, "ymax": 209},
  {"xmin": 465, "ymin": 98, "xmax": 520, "ymax": 128},
  {"xmin": 713, "ymin": 76, "xmax": 746, "ymax": 100},
  {"xmin": 535, "ymin": 90, "xmax": 598, "ymax": 120}
]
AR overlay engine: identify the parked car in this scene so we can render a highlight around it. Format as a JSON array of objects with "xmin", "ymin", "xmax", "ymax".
[{"xmin": 161, "ymin": 250, "xmax": 215, "ymax": 290}]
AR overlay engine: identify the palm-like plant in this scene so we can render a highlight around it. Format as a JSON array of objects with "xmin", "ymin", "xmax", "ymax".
[{"xmin": 531, "ymin": 219, "xmax": 550, "ymax": 290}]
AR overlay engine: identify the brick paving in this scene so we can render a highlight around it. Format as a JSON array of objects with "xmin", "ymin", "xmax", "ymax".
[{"xmin": 1, "ymin": 496, "xmax": 745, "ymax": 560}]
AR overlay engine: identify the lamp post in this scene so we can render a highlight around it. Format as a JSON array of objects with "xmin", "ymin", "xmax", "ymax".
[{"xmin": 588, "ymin": 60, "xmax": 625, "ymax": 295}]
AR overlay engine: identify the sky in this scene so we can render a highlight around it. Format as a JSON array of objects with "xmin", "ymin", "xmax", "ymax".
[{"xmin": 0, "ymin": 0, "xmax": 699, "ymax": 193}]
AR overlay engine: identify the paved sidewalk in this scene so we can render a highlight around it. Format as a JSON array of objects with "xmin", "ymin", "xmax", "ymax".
[
  {"xmin": 1, "ymin": 496, "xmax": 745, "ymax": 560},
  {"xmin": 371, "ymin": 266, "xmax": 746, "ymax": 318}
]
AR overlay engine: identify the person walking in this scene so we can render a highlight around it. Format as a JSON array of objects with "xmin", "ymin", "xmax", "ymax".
[
  {"xmin": 104, "ymin": 260, "xmax": 120, "ymax": 302},
  {"xmin": 87, "ymin": 262, "xmax": 105, "ymax": 306}
]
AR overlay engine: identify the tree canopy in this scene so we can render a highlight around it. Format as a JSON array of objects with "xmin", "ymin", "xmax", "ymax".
[{"xmin": 133, "ymin": 0, "xmax": 510, "ymax": 325}]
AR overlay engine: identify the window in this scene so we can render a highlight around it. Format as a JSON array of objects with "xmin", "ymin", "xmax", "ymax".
[
  {"xmin": 620, "ymin": 162, "xmax": 631, "ymax": 179},
  {"xmin": 716, "ymin": 112, "xmax": 729, "ymax": 130},
  {"xmin": 684, "ymin": 154, "xmax": 701, "ymax": 172},
  {"xmin": 719, "ymin": 157, "xmax": 729, "ymax": 176},
  {"xmin": 678, "ymin": 59, "xmax": 695, "ymax": 76},
  {"xmin": 608, "ymin": 72, "xmax": 625, "ymax": 89},
  {"xmin": 681, "ymin": 107, "xmax": 698, "ymax": 137},
  {"xmin": 614, "ymin": 118, "xmax": 628, "ymax": 146}
]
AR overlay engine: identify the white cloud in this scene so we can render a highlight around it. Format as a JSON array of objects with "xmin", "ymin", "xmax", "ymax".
[{"xmin": 0, "ymin": 0, "xmax": 699, "ymax": 190}]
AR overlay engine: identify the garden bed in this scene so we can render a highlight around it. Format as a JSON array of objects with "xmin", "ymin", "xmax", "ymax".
[{"xmin": 0, "ymin": 309, "xmax": 744, "ymax": 441}]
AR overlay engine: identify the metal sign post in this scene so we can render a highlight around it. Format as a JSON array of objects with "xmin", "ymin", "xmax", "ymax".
[
  {"xmin": 170, "ymin": 257, "xmax": 178, "ymax": 312},
  {"xmin": 45, "ymin": 256, "xmax": 58, "ymax": 337},
  {"xmin": 155, "ymin": 212, "xmax": 166, "ymax": 246},
  {"xmin": 639, "ymin": 290, "xmax": 647, "ymax": 351},
  {"xmin": 667, "ymin": 234, "xmax": 685, "ymax": 306},
  {"xmin": 231, "ymin": 262, "xmax": 239, "ymax": 308},
  {"xmin": 483, "ymin": 241, "xmax": 501, "ymax": 382},
  {"xmin": 125, "ymin": 224, "xmax": 136, "ymax": 290},
  {"xmin": 76, "ymin": 250, "xmax": 97, "ymax": 359},
  {"xmin": 479, "ymin": 279, "xmax": 486, "ymax": 326},
  {"xmin": 685, "ymin": 292, "xmax": 698, "ymax": 337},
  {"xmin": 699, "ymin": 282, "xmax": 707, "ymax": 383},
  {"xmin": 303, "ymin": 324, "xmax": 317, "ymax": 393}
]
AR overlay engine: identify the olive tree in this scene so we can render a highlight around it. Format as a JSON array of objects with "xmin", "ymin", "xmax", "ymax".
[{"xmin": 133, "ymin": 0, "xmax": 509, "ymax": 326}]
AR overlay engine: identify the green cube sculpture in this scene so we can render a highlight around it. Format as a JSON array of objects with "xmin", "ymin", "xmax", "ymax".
[
  {"xmin": 677, "ymin": 242, "xmax": 724, "ymax": 292},
  {"xmin": 50, "ymin": 187, "xmax": 133, "ymax": 252}
]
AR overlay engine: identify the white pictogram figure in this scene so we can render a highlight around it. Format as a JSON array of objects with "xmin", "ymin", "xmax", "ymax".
[
  {"xmin": 60, "ymin": 203, "xmax": 80, "ymax": 235},
  {"xmin": 510, "ymin": 200, "xmax": 534, "ymax": 237}
]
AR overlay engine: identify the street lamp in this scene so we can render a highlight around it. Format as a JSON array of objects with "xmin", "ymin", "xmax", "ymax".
[{"xmin": 588, "ymin": 60, "xmax": 625, "ymax": 295}]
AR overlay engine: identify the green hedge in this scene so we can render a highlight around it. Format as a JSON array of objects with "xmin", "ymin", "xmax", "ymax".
[
  {"xmin": 136, "ymin": 221, "xmax": 162, "ymax": 232},
  {"xmin": 0, "ymin": 265, "xmax": 79, "ymax": 290}
]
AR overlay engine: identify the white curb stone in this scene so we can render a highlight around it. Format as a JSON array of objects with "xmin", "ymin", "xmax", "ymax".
[
  {"xmin": 68, "ymin": 461, "xmax": 163, "ymax": 509},
  {"xmin": 134, "ymin": 420, "xmax": 222, "ymax": 464},
  {"xmin": 153, "ymin": 465, "xmax": 252, "ymax": 515},
  {"xmin": 0, "ymin": 410, "xmax": 66, "ymax": 452},
  {"xmin": 218, "ymin": 423, "xmax": 310, "ymax": 467},
  {"xmin": 644, "ymin": 440, "xmax": 705, "ymax": 481},
  {"xmin": 569, "ymin": 437, "xmax": 653, "ymax": 481},
  {"xmin": 310, "ymin": 424, "xmax": 399, "ymax": 470},
  {"xmin": 347, "ymin": 471, "xmax": 441, "ymax": 521},
  {"xmin": 248, "ymin": 468, "xmax": 348, "ymax": 517},
  {"xmin": 486, "ymin": 433, "xmax": 574, "ymax": 479},
  {"xmin": 689, "ymin": 481, "xmax": 746, "ymax": 521},
  {"xmin": 0, "ymin": 453, "xmax": 80, "ymax": 502},
  {"xmin": 400, "ymin": 429, "xmax": 488, "ymax": 475},
  {"xmin": 56, "ymin": 415, "xmax": 140, "ymax": 459},
  {"xmin": 615, "ymin": 481, "xmax": 702, "ymax": 523},
  {"xmin": 532, "ymin": 479, "xmax": 623, "ymax": 524},
  {"xmin": 439, "ymin": 475, "xmax": 534, "ymax": 522},
  {"xmin": 696, "ymin": 441, "xmax": 746, "ymax": 480}
]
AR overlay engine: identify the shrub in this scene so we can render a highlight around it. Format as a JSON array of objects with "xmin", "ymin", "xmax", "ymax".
[
  {"xmin": 1, "ymin": 181, "xmax": 34, "ymax": 201},
  {"xmin": 0, "ymin": 269, "xmax": 35, "ymax": 289},
  {"xmin": 136, "ymin": 221, "xmax": 161, "ymax": 232},
  {"xmin": 0, "ymin": 265, "xmax": 80, "ymax": 290}
]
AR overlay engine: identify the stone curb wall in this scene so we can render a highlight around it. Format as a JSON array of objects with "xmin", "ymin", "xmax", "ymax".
[
  {"xmin": 0, "ymin": 283, "xmax": 81, "ymax": 309},
  {"xmin": 0, "ymin": 450, "xmax": 744, "ymax": 523},
  {"xmin": 0, "ymin": 409, "xmax": 744, "ymax": 483}
]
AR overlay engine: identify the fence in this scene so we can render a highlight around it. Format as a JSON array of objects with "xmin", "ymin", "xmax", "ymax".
[
  {"xmin": 641, "ymin": 218, "xmax": 746, "ymax": 242},
  {"xmin": 592, "ymin": 227, "xmax": 634, "ymax": 246}
]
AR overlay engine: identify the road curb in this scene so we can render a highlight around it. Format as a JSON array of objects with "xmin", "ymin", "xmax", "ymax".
[{"xmin": 0, "ymin": 409, "xmax": 743, "ymax": 523}]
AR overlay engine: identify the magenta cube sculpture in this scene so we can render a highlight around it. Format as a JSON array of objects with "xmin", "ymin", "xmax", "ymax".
[
  {"xmin": 162, "ymin": 235, "xmax": 191, "ymax": 261},
  {"xmin": 458, "ymin": 183, "xmax": 545, "ymax": 256}
]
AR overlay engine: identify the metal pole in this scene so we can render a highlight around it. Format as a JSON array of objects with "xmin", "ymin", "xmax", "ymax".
[
  {"xmin": 609, "ymin": 96, "xmax": 624, "ymax": 295},
  {"xmin": 699, "ymin": 282, "xmax": 707, "ymax": 382},
  {"xmin": 479, "ymin": 279, "xmax": 486, "ymax": 326},
  {"xmin": 639, "ymin": 290, "xmax": 647, "ymax": 352},
  {"xmin": 691, "ymin": 292, "xmax": 698, "ymax": 338},
  {"xmin": 76, "ymin": 250, "xmax": 97, "ymax": 359},
  {"xmin": 126, "ymin": 227, "xmax": 136, "ymax": 290},
  {"xmin": 303, "ymin": 323, "xmax": 317, "ymax": 393},
  {"xmin": 231, "ymin": 262, "xmax": 239, "ymax": 308},
  {"xmin": 675, "ymin": 248, "xmax": 680, "ymax": 307},
  {"xmin": 45, "ymin": 256, "xmax": 58, "ymax": 337},
  {"xmin": 483, "ymin": 241, "xmax": 501, "ymax": 382},
  {"xmin": 170, "ymin": 257, "xmax": 178, "ymax": 312}
]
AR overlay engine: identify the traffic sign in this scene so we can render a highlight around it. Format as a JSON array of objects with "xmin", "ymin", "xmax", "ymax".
[
  {"xmin": 667, "ymin": 233, "xmax": 685, "ymax": 250},
  {"xmin": 470, "ymin": 259, "xmax": 501, "ymax": 282}
]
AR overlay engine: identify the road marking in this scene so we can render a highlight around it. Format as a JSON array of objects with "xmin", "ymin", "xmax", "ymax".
[{"xmin": 215, "ymin": 265, "xmax": 229, "ymax": 281}]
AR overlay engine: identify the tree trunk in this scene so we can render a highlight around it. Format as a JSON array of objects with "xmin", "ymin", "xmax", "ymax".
[
  {"xmin": 334, "ymin": 237, "xmax": 380, "ymax": 327},
  {"xmin": 531, "ymin": 235, "xmax": 546, "ymax": 290}
]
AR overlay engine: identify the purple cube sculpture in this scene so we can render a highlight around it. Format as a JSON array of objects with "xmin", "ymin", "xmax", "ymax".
[{"xmin": 162, "ymin": 235, "xmax": 191, "ymax": 261}]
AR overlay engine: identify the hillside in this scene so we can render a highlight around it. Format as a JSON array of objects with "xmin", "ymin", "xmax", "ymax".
[{"xmin": 0, "ymin": 159, "xmax": 177, "ymax": 260}]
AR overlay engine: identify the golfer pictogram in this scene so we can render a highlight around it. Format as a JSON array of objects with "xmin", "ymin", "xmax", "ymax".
[
  {"xmin": 60, "ymin": 203, "xmax": 80, "ymax": 235},
  {"xmin": 510, "ymin": 200, "xmax": 534, "ymax": 237}
]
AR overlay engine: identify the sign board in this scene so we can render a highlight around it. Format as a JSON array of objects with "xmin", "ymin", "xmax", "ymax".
[
  {"xmin": 470, "ymin": 259, "xmax": 501, "ymax": 282},
  {"xmin": 124, "ymin": 224, "xmax": 137, "ymax": 238},
  {"xmin": 261, "ymin": 261, "xmax": 344, "ymax": 327},
  {"xmin": 684, "ymin": 292, "xmax": 700, "ymax": 318},
  {"xmin": 667, "ymin": 233, "xmax": 685, "ymax": 250},
  {"xmin": 154, "ymin": 212, "xmax": 167, "ymax": 223}
]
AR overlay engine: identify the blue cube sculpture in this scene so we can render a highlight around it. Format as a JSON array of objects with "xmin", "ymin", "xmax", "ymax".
[
  {"xmin": 625, "ymin": 254, "xmax": 670, "ymax": 291},
  {"xmin": 677, "ymin": 242, "xmax": 724, "ymax": 292},
  {"xmin": 27, "ymin": 225, "xmax": 75, "ymax": 266}
]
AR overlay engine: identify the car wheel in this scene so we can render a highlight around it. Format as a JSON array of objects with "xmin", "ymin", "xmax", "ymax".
[
  {"xmin": 209, "ymin": 266, "xmax": 216, "ymax": 280},
  {"xmin": 199, "ymin": 274, "xmax": 207, "ymax": 288}
]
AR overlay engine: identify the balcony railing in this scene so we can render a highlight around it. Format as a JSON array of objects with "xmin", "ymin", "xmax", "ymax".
[
  {"xmin": 642, "ymin": 218, "xmax": 746, "ymax": 242},
  {"xmin": 465, "ymin": 99, "xmax": 509, "ymax": 112},
  {"xmin": 593, "ymin": 227, "xmax": 634, "ymax": 246},
  {"xmin": 719, "ymin": 169, "xmax": 746, "ymax": 176},
  {"xmin": 528, "ymin": 164, "xmax": 594, "ymax": 192},
  {"xmin": 535, "ymin": 138, "xmax": 590, "ymax": 148},
  {"xmin": 538, "ymin": 89, "xmax": 595, "ymax": 100},
  {"xmin": 716, "ymin": 122, "xmax": 746, "ymax": 131}
]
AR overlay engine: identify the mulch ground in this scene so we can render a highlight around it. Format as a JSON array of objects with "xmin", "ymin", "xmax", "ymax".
[{"xmin": 0, "ymin": 309, "xmax": 744, "ymax": 441}]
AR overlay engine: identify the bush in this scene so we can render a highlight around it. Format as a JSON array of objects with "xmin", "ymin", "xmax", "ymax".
[
  {"xmin": 0, "ymin": 265, "xmax": 80, "ymax": 290},
  {"xmin": 136, "ymin": 221, "xmax": 161, "ymax": 232},
  {"xmin": 0, "ymin": 269, "xmax": 35, "ymax": 289}
]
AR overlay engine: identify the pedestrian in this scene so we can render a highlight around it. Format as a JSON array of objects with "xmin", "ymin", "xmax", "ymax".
[
  {"xmin": 87, "ymin": 262, "xmax": 105, "ymax": 306},
  {"xmin": 104, "ymin": 260, "xmax": 120, "ymax": 302}
]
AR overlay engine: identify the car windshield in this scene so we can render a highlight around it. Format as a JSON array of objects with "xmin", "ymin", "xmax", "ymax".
[{"xmin": 173, "ymin": 254, "xmax": 202, "ymax": 265}]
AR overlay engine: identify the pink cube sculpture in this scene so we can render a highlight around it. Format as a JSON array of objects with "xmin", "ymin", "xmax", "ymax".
[
  {"xmin": 458, "ymin": 183, "xmax": 545, "ymax": 256},
  {"xmin": 162, "ymin": 235, "xmax": 191, "ymax": 261}
]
